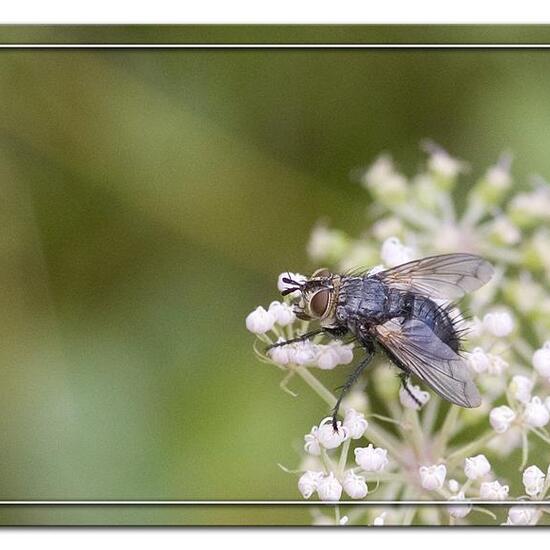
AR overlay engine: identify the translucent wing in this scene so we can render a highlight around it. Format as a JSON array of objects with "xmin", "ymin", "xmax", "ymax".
[
  {"xmin": 375, "ymin": 318, "xmax": 481, "ymax": 408},
  {"xmin": 375, "ymin": 253, "xmax": 494, "ymax": 300}
]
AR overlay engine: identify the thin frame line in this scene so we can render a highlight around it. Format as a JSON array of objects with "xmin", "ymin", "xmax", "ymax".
[
  {"xmin": 1, "ymin": 43, "xmax": 550, "ymax": 48},
  {"xmin": 0, "ymin": 38, "xmax": 545, "ymax": 506},
  {"xmin": 0, "ymin": 501, "xmax": 547, "ymax": 506}
]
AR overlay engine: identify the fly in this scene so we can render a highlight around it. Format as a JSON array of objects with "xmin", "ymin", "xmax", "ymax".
[{"xmin": 269, "ymin": 253, "xmax": 494, "ymax": 430}]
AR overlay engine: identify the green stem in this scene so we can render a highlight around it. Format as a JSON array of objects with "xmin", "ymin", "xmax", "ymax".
[
  {"xmin": 338, "ymin": 438, "xmax": 351, "ymax": 476},
  {"xmin": 433, "ymin": 405, "xmax": 460, "ymax": 459},
  {"xmin": 295, "ymin": 366, "xmax": 337, "ymax": 409},
  {"xmin": 446, "ymin": 430, "xmax": 498, "ymax": 465}
]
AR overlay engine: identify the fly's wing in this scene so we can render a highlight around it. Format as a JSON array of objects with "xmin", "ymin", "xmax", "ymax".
[
  {"xmin": 375, "ymin": 318, "xmax": 481, "ymax": 408},
  {"xmin": 375, "ymin": 253, "xmax": 493, "ymax": 300}
]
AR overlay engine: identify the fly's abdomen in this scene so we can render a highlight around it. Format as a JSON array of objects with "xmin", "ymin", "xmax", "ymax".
[{"xmin": 410, "ymin": 295, "xmax": 461, "ymax": 352}]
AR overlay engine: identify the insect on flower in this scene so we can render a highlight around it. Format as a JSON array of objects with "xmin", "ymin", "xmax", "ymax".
[{"xmin": 268, "ymin": 253, "xmax": 494, "ymax": 430}]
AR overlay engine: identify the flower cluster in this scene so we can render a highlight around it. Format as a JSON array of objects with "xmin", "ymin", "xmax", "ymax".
[{"xmin": 247, "ymin": 144, "xmax": 550, "ymax": 525}]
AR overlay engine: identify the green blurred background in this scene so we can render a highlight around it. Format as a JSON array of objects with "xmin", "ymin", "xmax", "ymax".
[{"xmin": 0, "ymin": 26, "xmax": 550, "ymax": 524}]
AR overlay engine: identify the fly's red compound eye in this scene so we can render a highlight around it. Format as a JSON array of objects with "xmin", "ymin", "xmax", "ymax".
[{"xmin": 310, "ymin": 289, "xmax": 330, "ymax": 318}]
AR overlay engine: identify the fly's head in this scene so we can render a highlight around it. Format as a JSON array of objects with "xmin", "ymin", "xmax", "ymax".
[{"xmin": 281, "ymin": 268, "xmax": 340, "ymax": 325}]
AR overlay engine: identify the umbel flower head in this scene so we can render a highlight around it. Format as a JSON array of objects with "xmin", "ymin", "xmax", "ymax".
[{"xmin": 247, "ymin": 143, "xmax": 550, "ymax": 526}]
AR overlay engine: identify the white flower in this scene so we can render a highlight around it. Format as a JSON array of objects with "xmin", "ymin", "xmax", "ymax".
[
  {"xmin": 419, "ymin": 464, "xmax": 447, "ymax": 491},
  {"xmin": 307, "ymin": 226, "xmax": 348, "ymax": 263},
  {"xmin": 315, "ymin": 341, "xmax": 354, "ymax": 370},
  {"xmin": 304, "ymin": 426, "xmax": 321, "ymax": 456},
  {"xmin": 354, "ymin": 444, "xmax": 389, "ymax": 472},
  {"xmin": 268, "ymin": 339, "xmax": 293, "ymax": 366},
  {"xmin": 546, "ymin": 396, "xmax": 550, "ymax": 412},
  {"xmin": 268, "ymin": 301, "xmax": 296, "ymax": 326},
  {"xmin": 485, "ymin": 163, "xmax": 512, "ymax": 191},
  {"xmin": 489, "ymin": 216, "xmax": 520, "ymax": 245},
  {"xmin": 362, "ymin": 156, "xmax": 407, "ymax": 204},
  {"xmin": 467, "ymin": 347, "xmax": 491, "ymax": 374},
  {"xmin": 373, "ymin": 512, "xmax": 386, "ymax": 526},
  {"xmin": 317, "ymin": 473, "xmax": 343, "ymax": 502},
  {"xmin": 488, "ymin": 355, "xmax": 509, "ymax": 376},
  {"xmin": 339, "ymin": 516, "xmax": 349, "ymax": 526},
  {"xmin": 480, "ymin": 480, "xmax": 509, "ymax": 500},
  {"xmin": 277, "ymin": 272, "xmax": 306, "ymax": 294},
  {"xmin": 464, "ymin": 454, "xmax": 491, "ymax": 480},
  {"xmin": 533, "ymin": 342, "xmax": 550, "ymax": 378},
  {"xmin": 380, "ymin": 237, "xmax": 415, "ymax": 267},
  {"xmin": 297, "ymin": 471, "xmax": 324, "ymax": 499},
  {"xmin": 505, "ymin": 506, "xmax": 539, "ymax": 526},
  {"xmin": 427, "ymin": 147, "xmax": 464, "ymax": 179},
  {"xmin": 523, "ymin": 396, "xmax": 550, "ymax": 428},
  {"xmin": 334, "ymin": 342, "xmax": 354, "ymax": 365},
  {"xmin": 342, "ymin": 470, "xmax": 368, "ymax": 499},
  {"xmin": 315, "ymin": 345, "xmax": 341, "ymax": 370},
  {"xmin": 483, "ymin": 310, "xmax": 514, "ymax": 337},
  {"xmin": 448, "ymin": 479, "xmax": 460, "ymax": 493},
  {"xmin": 522, "ymin": 465, "xmax": 545, "ymax": 497},
  {"xmin": 290, "ymin": 341, "xmax": 318, "ymax": 366},
  {"xmin": 245, "ymin": 306, "xmax": 275, "ymax": 334},
  {"xmin": 490, "ymin": 405, "xmax": 516, "ymax": 433},
  {"xmin": 509, "ymin": 375, "xmax": 534, "ymax": 404},
  {"xmin": 343, "ymin": 408, "xmax": 368, "ymax": 439},
  {"xmin": 399, "ymin": 384, "xmax": 430, "ymax": 409},
  {"xmin": 316, "ymin": 417, "xmax": 348, "ymax": 449},
  {"xmin": 447, "ymin": 492, "xmax": 472, "ymax": 519}
]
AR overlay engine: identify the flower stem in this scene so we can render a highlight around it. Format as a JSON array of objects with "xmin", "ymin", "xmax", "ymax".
[
  {"xmin": 446, "ymin": 430, "xmax": 498, "ymax": 464},
  {"xmin": 433, "ymin": 405, "xmax": 460, "ymax": 459}
]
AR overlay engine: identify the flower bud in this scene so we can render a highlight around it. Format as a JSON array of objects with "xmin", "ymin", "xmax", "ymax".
[
  {"xmin": 291, "ymin": 341, "xmax": 318, "ymax": 366},
  {"xmin": 447, "ymin": 492, "xmax": 471, "ymax": 519},
  {"xmin": 298, "ymin": 471, "xmax": 324, "ymax": 499},
  {"xmin": 307, "ymin": 225, "xmax": 351, "ymax": 265},
  {"xmin": 304, "ymin": 426, "xmax": 321, "ymax": 456},
  {"xmin": 317, "ymin": 473, "xmax": 343, "ymax": 502},
  {"xmin": 342, "ymin": 470, "xmax": 368, "ymax": 499},
  {"xmin": 533, "ymin": 343, "xmax": 550, "ymax": 378},
  {"xmin": 268, "ymin": 301, "xmax": 296, "ymax": 326},
  {"xmin": 381, "ymin": 237, "xmax": 415, "ymax": 268},
  {"xmin": 467, "ymin": 347, "xmax": 491, "ymax": 374},
  {"xmin": 480, "ymin": 480, "xmax": 509, "ymax": 500},
  {"xmin": 522, "ymin": 465, "xmax": 545, "ymax": 497},
  {"xmin": 464, "ymin": 454, "xmax": 491, "ymax": 480},
  {"xmin": 489, "ymin": 405, "xmax": 516, "ymax": 433},
  {"xmin": 315, "ymin": 346, "xmax": 341, "ymax": 370},
  {"xmin": 316, "ymin": 418, "xmax": 348, "ymax": 449},
  {"xmin": 483, "ymin": 310, "xmax": 514, "ymax": 338},
  {"xmin": 245, "ymin": 306, "xmax": 275, "ymax": 334},
  {"xmin": 399, "ymin": 384, "xmax": 430, "ymax": 410},
  {"xmin": 362, "ymin": 156, "xmax": 408, "ymax": 205},
  {"xmin": 419, "ymin": 464, "xmax": 447, "ymax": 491},
  {"xmin": 523, "ymin": 396, "xmax": 550, "ymax": 428},
  {"xmin": 343, "ymin": 408, "xmax": 368, "ymax": 439},
  {"xmin": 354, "ymin": 444, "xmax": 389, "ymax": 472},
  {"xmin": 509, "ymin": 375, "xmax": 534, "ymax": 404},
  {"xmin": 268, "ymin": 340, "xmax": 293, "ymax": 366},
  {"xmin": 505, "ymin": 506, "xmax": 539, "ymax": 526},
  {"xmin": 448, "ymin": 479, "xmax": 460, "ymax": 493}
]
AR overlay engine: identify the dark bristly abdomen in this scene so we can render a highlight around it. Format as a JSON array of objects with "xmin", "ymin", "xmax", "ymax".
[{"xmin": 410, "ymin": 294, "xmax": 461, "ymax": 352}]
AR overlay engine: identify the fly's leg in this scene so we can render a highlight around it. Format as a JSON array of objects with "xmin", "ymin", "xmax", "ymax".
[
  {"xmin": 399, "ymin": 372, "xmax": 422, "ymax": 407},
  {"xmin": 331, "ymin": 345, "xmax": 374, "ymax": 431},
  {"xmin": 265, "ymin": 329, "xmax": 326, "ymax": 352},
  {"xmin": 265, "ymin": 325, "xmax": 348, "ymax": 352}
]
